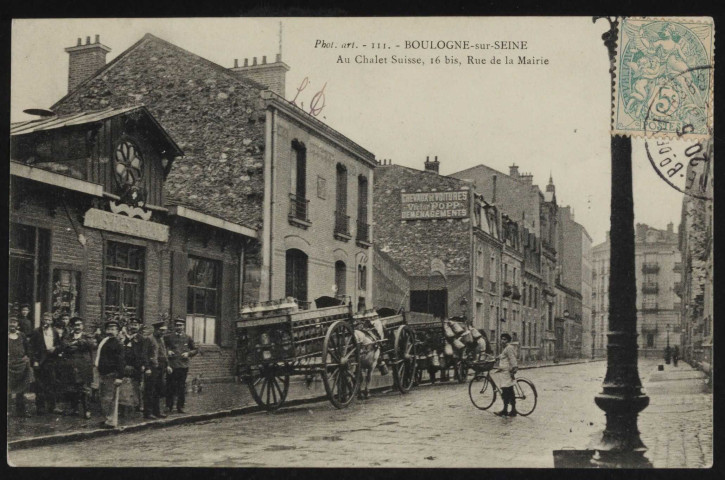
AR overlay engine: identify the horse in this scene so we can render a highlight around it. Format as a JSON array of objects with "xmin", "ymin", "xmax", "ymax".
[{"xmin": 354, "ymin": 318, "xmax": 386, "ymax": 399}]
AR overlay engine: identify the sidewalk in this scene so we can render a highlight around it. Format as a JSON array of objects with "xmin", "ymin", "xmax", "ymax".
[
  {"xmin": 639, "ymin": 360, "xmax": 713, "ymax": 468},
  {"xmin": 7, "ymin": 357, "xmax": 600, "ymax": 450}
]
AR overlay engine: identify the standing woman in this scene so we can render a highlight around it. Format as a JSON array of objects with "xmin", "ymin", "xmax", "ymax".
[{"xmin": 493, "ymin": 333, "xmax": 519, "ymax": 417}]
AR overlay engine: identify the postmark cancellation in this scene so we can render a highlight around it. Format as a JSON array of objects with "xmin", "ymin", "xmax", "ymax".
[{"xmin": 613, "ymin": 17, "xmax": 714, "ymax": 139}]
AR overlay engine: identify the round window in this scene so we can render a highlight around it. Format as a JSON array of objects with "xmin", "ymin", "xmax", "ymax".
[{"xmin": 114, "ymin": 139, "xmax": 144, "ymax": 187}]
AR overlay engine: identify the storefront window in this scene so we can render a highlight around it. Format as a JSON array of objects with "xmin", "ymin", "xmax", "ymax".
[
  {"xmin": 104, "ymin": 241, "xmax": 145, "ymax": 320},
  {"xmin": 187, "ymin": 257, "xmax": 220, "ymax": 345}
]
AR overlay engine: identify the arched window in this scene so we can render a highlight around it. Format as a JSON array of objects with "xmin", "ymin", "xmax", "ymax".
[
  {"xmin": 285, "ymin": 249, "xmax": 308, "ymax": 302},
  {"xmin": 335, "ymin": 260, "xmax": 347, "ymax": 296}
]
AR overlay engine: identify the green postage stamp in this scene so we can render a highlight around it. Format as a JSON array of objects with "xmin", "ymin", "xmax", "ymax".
[{"xmin": 613, "ymin": 17, "xmax": 714, "ymax": 139}]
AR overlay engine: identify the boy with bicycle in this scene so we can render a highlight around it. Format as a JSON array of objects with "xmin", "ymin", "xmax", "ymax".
[{"xmin": 492, "ymin": 333, "xmax": 518, "ymax": 417}]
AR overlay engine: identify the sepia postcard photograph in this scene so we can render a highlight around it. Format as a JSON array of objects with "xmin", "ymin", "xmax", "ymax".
[{"xmin": 7, "ymin": 16, "xmax": 715, "ymax": 468}]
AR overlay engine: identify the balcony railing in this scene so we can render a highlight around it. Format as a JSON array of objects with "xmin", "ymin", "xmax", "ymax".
[
  {"xmin": 503, "ymin": 282, "xmax": 513, "ymax": 297},
  {"xmin": 356, "ymin": 219, "xmax": 370, "ymax": 243},
  {"xmin": 476, "ymin": 276, "xmax": 485, "ymax": 290},
  {"xmin": 289, "ymin": 194, "xmax": 310, "ymax": 224},
  {"xmin": 511, "ymin": 285, "xmax": 522, "ymax": 300},
  {"xmin": 642, "ymin": 262, "xmax": 660, "ymax": 274},
  {"xmin": 642, "ymin": 282, "xmax": 659, "ymax": 294},
  {"xmin": 334, "ymin": 211, "xmax": 350, "ymax": 237},
  {"xmin": 641, "ymin": 323, "xmax": 658, "ymax": 333}
]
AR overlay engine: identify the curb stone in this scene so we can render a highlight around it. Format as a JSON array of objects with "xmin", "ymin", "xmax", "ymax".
[{"xmin": 7, "ymin": 358, "xmax": 604, "ymax": 451}]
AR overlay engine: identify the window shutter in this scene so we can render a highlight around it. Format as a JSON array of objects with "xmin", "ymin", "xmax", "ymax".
[
  {"xmin": 220, "ymin": 262, "xmax": 237, "ymax": 348},
  {"xmin": 171, "ymin": 250, "xmax": 188, "ymax": 321}
]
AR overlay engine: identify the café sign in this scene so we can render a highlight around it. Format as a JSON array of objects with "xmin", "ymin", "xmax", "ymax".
[
  {"xmin": 84, "ymin": 208, "xmax": 169, "ymax": 242},
  {"xmin": 401, "ymin": 190, "xmax": 469, "ymax": 219}
]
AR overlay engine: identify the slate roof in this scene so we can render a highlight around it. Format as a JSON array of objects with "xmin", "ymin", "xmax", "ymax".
[{"xmin": 51, "ymin": 33, "xmax": 269, "ymax": 231}]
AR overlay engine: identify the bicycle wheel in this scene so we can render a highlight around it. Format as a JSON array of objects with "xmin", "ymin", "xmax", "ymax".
[
  {"xmin": 513, "ymin": 378, "xmax": 537, "ymax": 416},
  {"xmin": 469, "ymin": 374, "xmax": 496, "ymax": 410}
]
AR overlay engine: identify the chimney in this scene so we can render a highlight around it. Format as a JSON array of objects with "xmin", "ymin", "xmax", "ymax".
[
  {"xmin": 424, "ymin": 155, "xmax": 440, "ymax": 174},
  {"xmin": 636, "ymin": 223, "xmax": 648, "ymax": 242},
  {"xmin": 667, "ymin": 222, "xmax": 674, "ymax": 233},
  {"xmin": 65, "ymin": 34, "xmax": 111, "ymax": 93},
  {"xmin": 230, "ymin": 53, "xmax": 290, "ymax": 97},
  {"xmin": 509, "ymin": 164, "xmax": 520, "ymax": 178},
  {"xmin": 521, "ymin": 173, "xmax": 533, "ymax": 185}
]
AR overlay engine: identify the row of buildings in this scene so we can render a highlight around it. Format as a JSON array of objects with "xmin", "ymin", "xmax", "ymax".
[
  {"xmin": 677, "ymin": 141, "xmax": 714, "ymax": 378},
  {"xmin": 11, "ymin": 33, "xmax": 594, "ymax": 380},
  {"xmin": 590, "ymin": 224, "xmax": 682, "ymax": 359}
]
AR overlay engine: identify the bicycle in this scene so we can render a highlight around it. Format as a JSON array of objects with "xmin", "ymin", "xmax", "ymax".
[{"xmin": 468, "ymin": 355, "xmax": 538, "ymax": 416}]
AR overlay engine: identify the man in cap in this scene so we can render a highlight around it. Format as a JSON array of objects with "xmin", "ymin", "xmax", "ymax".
[
  {"xmin": 29, "ymin": 312, "xmax": 63, "ymax": 414},
  {"xmin": 8, "ymin": 315, "xmax": 33, "ymax": 417},
  {"xmin": 18, "ymin": 303, "xmax": 34, "ymax": 337},
  {"xmin": 143, "ymin": 320, "xmax": 172, "ymax": 419},
  {"xmin": 164, "ymin": 317, "xmax": 198, "ymax": 414},
  {"xmin": 120, "ymin": 316, "xmax": 146, "ymax": 415},
  {"xmin": 95, "ymin": 318, "xmax": 125, "ymax": 428},
  {"xmin": 61, "ymin": 317, "xmax": 96, "ymax": 418}
]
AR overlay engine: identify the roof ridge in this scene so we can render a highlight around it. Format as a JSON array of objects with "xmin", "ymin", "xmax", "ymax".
[{"xmin": 52, "ymin": 32, "xmax": 269, "ymax": 111}]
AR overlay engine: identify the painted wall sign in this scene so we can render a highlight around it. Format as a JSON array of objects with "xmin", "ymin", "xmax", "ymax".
[
  {"xmin": 84, "ymin": 208, "xmax": 169, "ymax": 242},
  {"xmin": 401, "ymin": 190, "xmax": 469, "ymax": 219}
]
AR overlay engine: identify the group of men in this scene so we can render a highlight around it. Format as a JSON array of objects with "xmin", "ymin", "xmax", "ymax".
[{"xmin": 8, "ymin": 305, "xmax": 198, "ymax": 429}]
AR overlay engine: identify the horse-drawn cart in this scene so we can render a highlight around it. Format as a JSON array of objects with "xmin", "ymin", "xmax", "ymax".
[{"xmin": 235, "ymin": 297, "xmax": 417, "ymax": 411}]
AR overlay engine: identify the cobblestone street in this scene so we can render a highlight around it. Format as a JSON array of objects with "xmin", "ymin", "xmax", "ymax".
[{"xmin": 8, "ymin": 359, "xmax": 711, "ymax": 468}]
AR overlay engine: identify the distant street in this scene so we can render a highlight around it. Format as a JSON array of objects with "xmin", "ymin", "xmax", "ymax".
[{"xmin": 8, "ymin": 359, "xmax": 711, "ymax": 468}]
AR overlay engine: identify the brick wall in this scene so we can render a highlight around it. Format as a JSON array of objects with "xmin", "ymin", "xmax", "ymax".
[
  {"xmin": 68, "ymin": 48, "xmax": 108, "ymax": 93},
  {"xmin": 232, "ymin": 66, "xmax": 287, "ymax": 97}
]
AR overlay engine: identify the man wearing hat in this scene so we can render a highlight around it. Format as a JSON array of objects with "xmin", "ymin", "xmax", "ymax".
[
  {"xmin": 164, "ymin": 317, "xmax": 198, "ymax": 414},
  {"xmin": 142, "ymin": 319, "xmax": 172, "ymax": 419},
  {"xmin": 61, "ymin": 317, "xmax": 96, "ymax": 418},
  {"xmin": 119, "ymin": 316, "xmax": 146, "ymax": 415},
  {"xmin": 18, "ymin": 303, "xmax": 34, "ymax": 337},
  {"xmin": 95, "ymin": 318, "xmax": 125, "ymax": 428},
  {"xmin": 8, "ymin": 315, "xmax": 33, "ymax": 417},
  {"xmin": 29, "ymin": 312, "xmax": 63, "ymax": 414}
]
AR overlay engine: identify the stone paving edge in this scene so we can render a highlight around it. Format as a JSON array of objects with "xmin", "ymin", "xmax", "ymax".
[{"xmin": 7, "ymin": 358, "xmax": 604, "ymax": 452}]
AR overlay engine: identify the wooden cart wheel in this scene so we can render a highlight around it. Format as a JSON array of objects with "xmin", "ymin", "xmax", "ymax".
[
  {"xmin": 322, "ymin": 320, "xmax": 361, "ymax": 409},
  {"xmin": 246, "ymin": 364, "xmax": 290, "ymax": 411},
  {"xmin": 392, "ymin": 325, "xmax": 417, "ymax": 393}
]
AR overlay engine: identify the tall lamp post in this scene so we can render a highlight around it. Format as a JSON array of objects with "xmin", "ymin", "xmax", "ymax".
[
  {"xmin": 591, "ymin": 328, "xmax": 596, "ymax": 360},
  {"xmin": 591, "ymin": 16, "xmax": 651, "ymax": 468},
  {"xmin": 555, "ymin": 17, "xmax": 652, "ymax": 467}
]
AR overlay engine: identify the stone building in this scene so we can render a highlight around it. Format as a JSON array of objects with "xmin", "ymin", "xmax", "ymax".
[
  {"xmin": 678, "ymin": 148, "xmax": 713, "ymax": 377},
  {"xmin": 25, "ymin": 32, "xmax": 375, "ymax": 378},
  {"xmin": 450, "ymin": 164, "xmax": 558, "ymax": 360},
  {"xmin": 373, "ymin": 159, "xmax": 507, "ymax": 337},
  {"xmin": 591, "ymin": 224, "xmax": 681, "ymax": 358}
]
